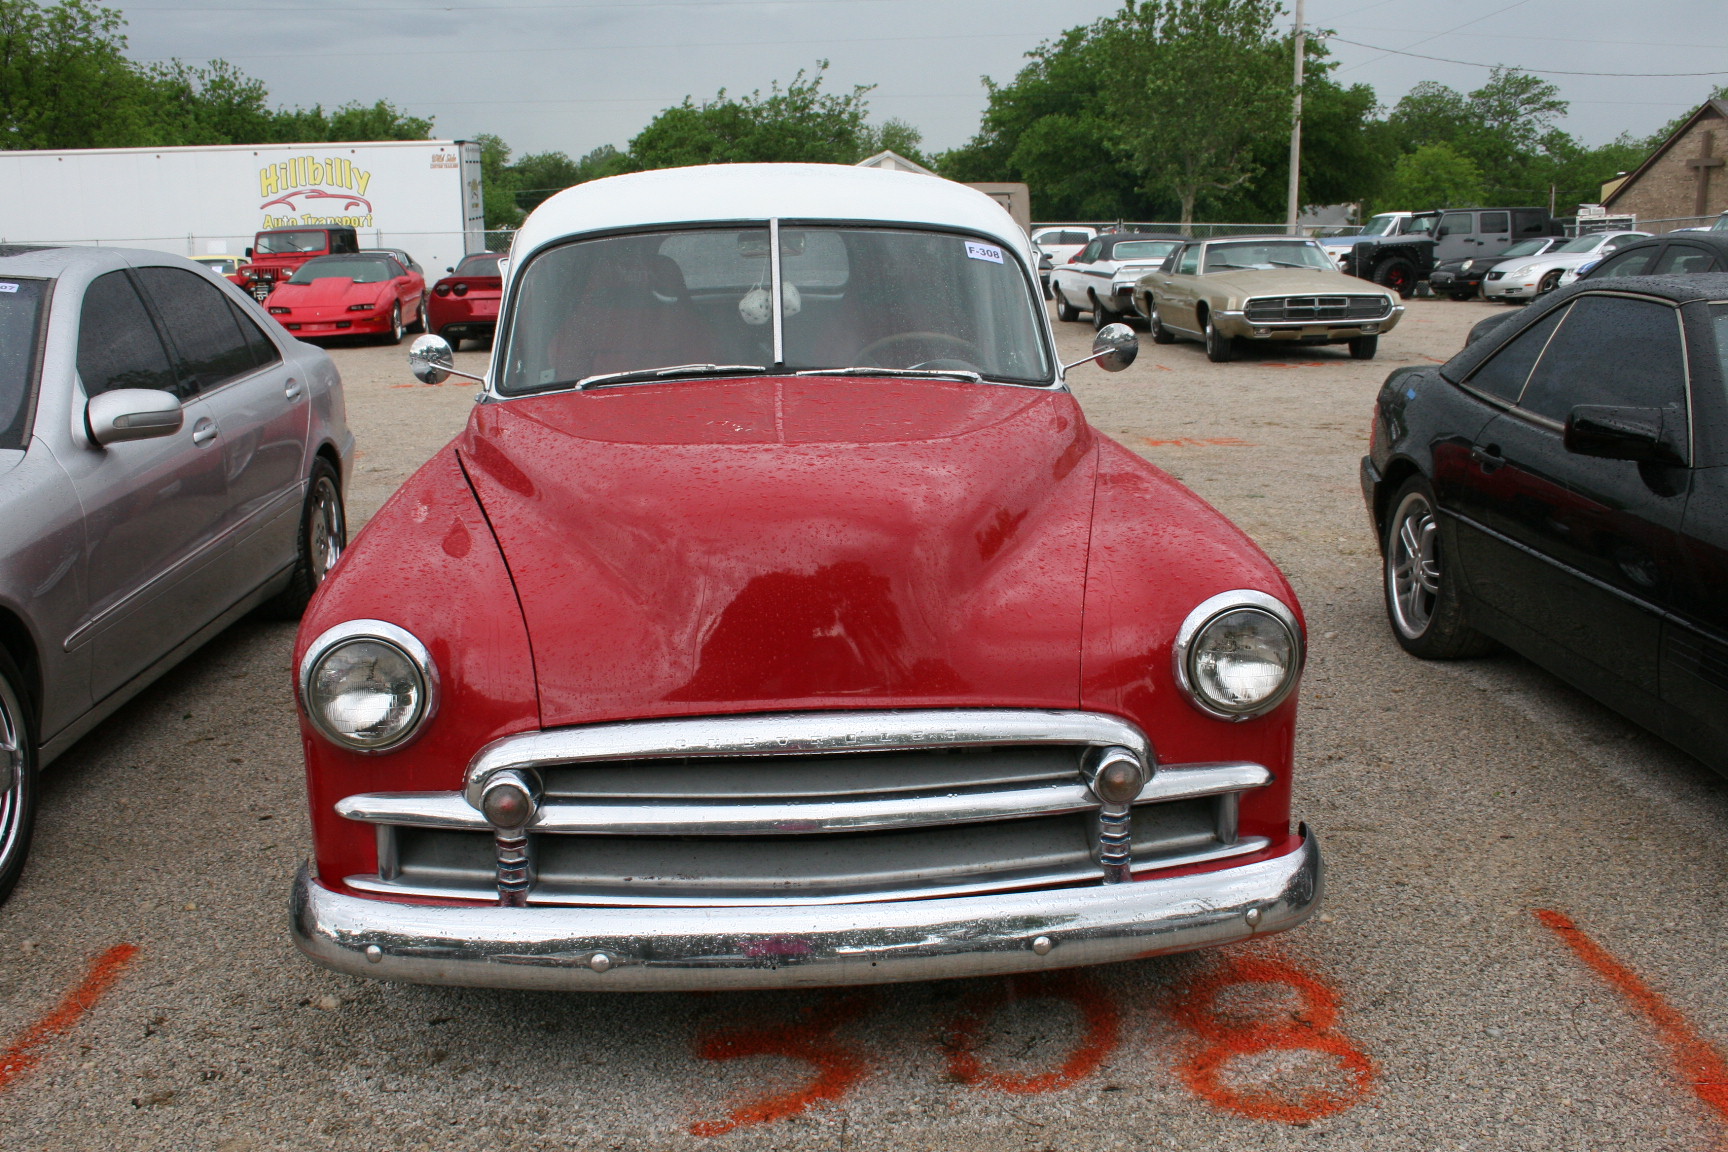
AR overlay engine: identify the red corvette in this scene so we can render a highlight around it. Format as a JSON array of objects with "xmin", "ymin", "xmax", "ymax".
[
  {"xmin": 427, "ymin": 251, "xmax": 504, "ymax": 349},
  {"xmin": 265, "ymin": 253, "xmax": 426, "ymax": 343},
  {"xmin": 290, "ymin": 164, "xmax": 1320, "ymax": 991}
]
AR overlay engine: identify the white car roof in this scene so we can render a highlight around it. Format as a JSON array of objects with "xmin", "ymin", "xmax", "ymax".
[{"xmin": 511, "ymin": 163, "xmax": 1031, "ymax": 268}]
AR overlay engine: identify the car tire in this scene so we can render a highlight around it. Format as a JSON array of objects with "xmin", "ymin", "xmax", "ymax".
[
  {"xmin": 1203, "ymin": 312, "xmax": 1234, "ymax": 362},
  {"xmin": 266, "ymin": 458, "xmax": 347, "ymax": 619},
  {"xmin": 1537, "ymin": 269, "xmax": 1563, "ymax": 295},
  {"xmin": 1090, "ymin": 295, "xmax": 1111, "ymax": 331},
  {"xmin": 436, "ymin": 326, "xmax": 463, "ymax": 352},
  {"xmin": 1348, "ymin": 335, "xmax": 1379, "ymax": 360},
  {"xmin": 380, "ymin": 303, "xmax": 404, "ymax": 346},
  {"xmin": 1148, "ymin": 300, "xmax": 1176, "ymax": 344},
  {"xmin": 1382, "ymin": 477, "xmax": 1493, "ymax": 660},
  {"xmin": 0, "ymin": 646, "xmax": 38, "ymax": 907},
  {"xmin": 1372, "ymin": 256, "xmax": 1418, "ymax": 299},
  {"xmin": 1053, "ymin": 286, "xmax": 1080, "ymax": 323},
  {"xmin": 410, "ymin": 296, "xmax": 428, "ymax": 333},
  {"xmin": 1447, "ymin": 292, "xmax": 1474, "ymax": 302}
]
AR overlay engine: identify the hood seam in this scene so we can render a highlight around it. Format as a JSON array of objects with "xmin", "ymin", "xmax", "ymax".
[{"xmin": 453, "ymin": 447, "xmax": 546, "ymax": 731}]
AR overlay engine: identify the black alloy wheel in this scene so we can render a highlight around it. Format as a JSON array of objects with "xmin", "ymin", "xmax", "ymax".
[
  {"xmin": 1203, "ymin": 312, "xmax": 1235, "ymax": 362},
  {"xmin": 1373, "ymin": 256, "xmax": 1417, "ymax": 299},
  {"xmin": 1148, "ymin": 299, "xmax": 1176, "ymax": 344},
  {"xmin": 1382, "ymin": 476, "xmax": 1493, "ymax": 659},
  {"xmin": 268, "ymin": 458, "xmax": 348, "ymax": 618},
  {"xmin": 0, "ymin": 647, "xmax": 38, "ymax": 906},
  {"xmin": 1348, "ymin": 335, "xmax": 1379, "ymax": 360},
  {"xmin": 1053, "ymin": 286, "xmax": 1080, "ymax": 323}
]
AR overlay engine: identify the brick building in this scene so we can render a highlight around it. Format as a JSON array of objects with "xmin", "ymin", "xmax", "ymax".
[{"xmin": 1602, "ymin": 98, "xmax": 1728, "ymax": 228}]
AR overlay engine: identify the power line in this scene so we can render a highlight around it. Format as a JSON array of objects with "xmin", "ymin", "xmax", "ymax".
[
  {"xmin": 1325, "ymin": 34, "xmax": 1728, "ymax": 77},
  {"xmin": 1337, "ymin": 0, "xmax": 1536, "ymax": 73}
]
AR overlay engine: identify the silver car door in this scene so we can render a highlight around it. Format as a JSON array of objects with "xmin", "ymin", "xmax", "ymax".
[
  {"xmin": 61, "ymin": 269, "xmax": 233, "ymax": 703},
  {"xmin": 134, "ymin": 264, "xmax": 307, "ymax": 594}
]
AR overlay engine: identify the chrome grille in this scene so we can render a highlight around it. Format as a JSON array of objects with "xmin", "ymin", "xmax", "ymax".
[{"xmin": 1243, "ymin": 294, "xmax": 1390, "ymax": 322}]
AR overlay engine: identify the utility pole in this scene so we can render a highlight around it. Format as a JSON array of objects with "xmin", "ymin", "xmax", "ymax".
[{"xmin": 1284, "ymin": 0, "xmax": 1306, "ymax": 234}]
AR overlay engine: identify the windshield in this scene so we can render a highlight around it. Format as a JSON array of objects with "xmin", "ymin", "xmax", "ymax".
[
  {"xmin": 0, "ymin": 277, "xmax": 45, "ymax": 450},
  {"xmin": 1556, "ymin": 234, "xmax": 1607, "ymax": 253},
  {"xmin": 455, "ymin": 253, "xmax": 503, "ymax": 277},
  {"xmin": 1203, "ymin": 240, "xmax": 1333, "ymax": 273},
  {"xmin": 1112, "ymin": 240, "xmax": 1181, "ymax": 262},
  {"xmin": 499, "ymin": 226, "xmax": 1051, "ymax": 394},
  {"xmin": 289, "ymin": 256, "xmax": 396, "ymax": 285},
  {"xmin": 1359, "ymin": 215, "xmax": 1403, "ymax": 236},
  {"xmin": 257, "ymin": 230, "xmax": 330, "ymax": 255},
  {"xmin": 199, "ymin": 257, "xmax": 239, "ymax": 275},
  {"xmin": 1498, "ymin": 239, "xmax": 1550, "ymax": 258}
]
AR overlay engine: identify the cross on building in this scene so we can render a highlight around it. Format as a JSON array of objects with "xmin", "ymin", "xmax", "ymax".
[{"xmin": 1688, "ymin": 130, "xmax": 1725, "ymax": 217}]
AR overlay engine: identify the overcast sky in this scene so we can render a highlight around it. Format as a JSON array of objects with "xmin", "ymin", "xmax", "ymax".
[{"xmin": 113, "ymin": 0, "xmax": 1724, "ymax": 158}]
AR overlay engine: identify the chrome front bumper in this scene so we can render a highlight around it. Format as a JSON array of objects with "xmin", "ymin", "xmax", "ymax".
[{"xmin": 290, "ymin": 830, "xmax": 1321, "ymax": 991}]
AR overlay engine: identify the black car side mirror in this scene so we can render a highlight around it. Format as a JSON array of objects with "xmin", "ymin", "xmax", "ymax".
[
  {"xmin": 244, "ymin": 247, "xmax": 253, "ymax": 258},
  {"xmin": 1564, "ymin": 404, "xmax": 1685, "ymax": 466}
]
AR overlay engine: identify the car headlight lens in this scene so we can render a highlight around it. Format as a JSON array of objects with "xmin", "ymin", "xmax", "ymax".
[
  {"xmin": 300, "ymin": 621, "xmax": 437, "ymax": 752},
  {"xmin": 1174, "ymin": 591, "xmax": 1303, "ymax": 720},
  {"xmin": 1460, "ymin": 260, "xmax": 1475, "ymax": 271}
]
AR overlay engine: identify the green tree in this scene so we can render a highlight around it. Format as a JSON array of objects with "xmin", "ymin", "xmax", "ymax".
[
  {"xmin": 471, "ymin": 132, "xmax": 522, "ymax": 228},
  {"xmin": 628, "ymin": 62, "xmax": 884, "ymax": 168},
  {"xmin": 1378, "ymin": 142, "xmax": 1483, "ymax": 210}
]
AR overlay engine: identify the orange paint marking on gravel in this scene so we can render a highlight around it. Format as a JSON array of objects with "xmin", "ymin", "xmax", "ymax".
[
  {"xmin": 1164, "ymin": 952, "xmax": 1375, "ymax": 1124},
  {"xmin": 943, "ymin": 971, "xmax": 1123, "ymax": 1094},
  {"xmin": 0, "ymin": 944, "xmax": 139, "ymax": 1091},
  {"xmin": 1536, "ymin": 909, "xmax": 1728, "ymax": 1124},
  {"xmin": 688, "ymin": 992, "xmax": 873, "ymax": 1137},
  {"xmin": 1141, "ymin": 436, "xmax": 1257, "ymax": 448}
]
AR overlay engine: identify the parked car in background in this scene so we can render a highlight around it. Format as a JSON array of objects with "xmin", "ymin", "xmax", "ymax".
[
  {"xmin": 1318, "ymin": 210, "xmax": 1431, "ymax": 265},
  {"xmin": 1030, "ymin": 225, "xmax": 1097, "ymax": 268},
  {"xmin": 193, "ymin": 254, "xmax": 248, "ymax": 288},
  {"xmin": 265, "ymin": 252, "xmax": 427, "ymax": 344},
  {"xmin": 427, "ymin": 251, "xmax": 504, "ymax": 349},
  {"xmin": 364, "ymin": 247, "xmax": 424, "ymax": 279},
  {"xmin": 1558, "ymin": 231, "xmax": 1728, "ymax": 287},
  {"xmin": 1426, "ymin": 207, "xmax": 1564, "ymax": 264},
  {"xmin": 237, "ymin": 225, "xmax": 361, "ymax": 302},
  {"xmin": 0, "ymin": 243, "xmax": 353, "ymax": 904},
  {"xmin": 1430, "ymin": 237, "xmax": 1566, "ymax": 300},
  {"xmin": 1136, "ymin": 235, "xmax": 1401, "ymax": 362},
  {"xmin": 289, "ymin": 163, "xmax": 1321, "ymax": 993},
  {"xmin": 1482, "ymin": 230, "xmax": 1649, "ymax": 301},
  {"xmin": 1051, "ymin": 232, "xmax": 1184, "ymax": 327},
  {"xmin": 1363, "ymin": 273, "xmax": 1728, "ymax": 777}
]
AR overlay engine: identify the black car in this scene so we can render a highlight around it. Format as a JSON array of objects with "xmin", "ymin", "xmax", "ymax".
[
  {"xmin": 1362, "ymin": 274, "xmax": 1728, "ymax": 774},
  {"xmin": 1430, "ymin": 237, "xmax": 1565, "ymax": 301}
]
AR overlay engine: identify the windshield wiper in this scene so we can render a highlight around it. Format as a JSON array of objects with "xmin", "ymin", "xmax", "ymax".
[
  {"xmin": 793, "ymin": 365, "xmax": 984, "ymax": 383},
  {"xmin": 575, "ymin": 363, "xmax": 768, "ymax": 391}
]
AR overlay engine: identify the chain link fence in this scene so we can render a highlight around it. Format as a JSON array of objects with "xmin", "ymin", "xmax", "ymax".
[{"xmin": 1033, "ymin": 221, "xmax": 1347, "ymax": 239}]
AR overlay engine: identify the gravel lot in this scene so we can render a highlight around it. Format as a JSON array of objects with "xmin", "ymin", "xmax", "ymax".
[{"xmin": 3, "ymin": 299, "xmax": 1726, "ymax": 1151}]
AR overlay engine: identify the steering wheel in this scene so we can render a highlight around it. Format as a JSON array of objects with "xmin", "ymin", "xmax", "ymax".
[{"xmin": 854, "ymin": 331, "xmax": 983, "ymax": 371}]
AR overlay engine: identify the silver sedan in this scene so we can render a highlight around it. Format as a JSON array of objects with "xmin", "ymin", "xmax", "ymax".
[{"xmin": 0, "ymin": 244, "xmax": 354, "ymax": 902}]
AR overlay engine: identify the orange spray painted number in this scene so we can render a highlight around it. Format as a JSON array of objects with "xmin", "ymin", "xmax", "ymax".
[
  {"xmin": 1163, "ymin": 953, "xmax": 1376, "ymax": 1124},
  {"xmin": 0, "ymin": 944, "xmax": 139, "ymax": 1092},
  {"xmin": 688, "ymin": 992, "xmax": 873, "ymax": 1137},
  {"xmin": 1537, "ymin": 909, "xmax": 1728, "ymax": 1126},
  {"xmin": 943, "ymin": 972, "xmax": 1122, "ymax": 1094}
]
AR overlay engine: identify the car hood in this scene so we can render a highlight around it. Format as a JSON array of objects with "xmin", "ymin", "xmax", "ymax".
[
  {"xmin": 271, "ymin": 276, "xmax": 387, "ymax": 304},
  {"xmin": 457, "ymin": 376, "xmax": 1101, "ymax": 726}
]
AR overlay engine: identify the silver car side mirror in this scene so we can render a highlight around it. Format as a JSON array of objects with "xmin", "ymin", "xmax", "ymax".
[
  {"xmin": 408, "ymin": 333, "xmax": 484, "ymax": 385},
  {"xmin": 1062, "ymin": 323, "xmax": 1139, "ymax": 373},
  {"xmin": 86, "ymin": 388, "xmax": 183, "ymax": 446}
]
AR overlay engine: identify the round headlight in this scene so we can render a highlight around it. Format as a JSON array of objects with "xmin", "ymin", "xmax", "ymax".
[
  {"xmin": 1174, "ymin": 591, "xmax": 1303, "ymax": 721},
  {"xmin": 299, "ymin": 621, "xmax": 437, "ymax": 752}
]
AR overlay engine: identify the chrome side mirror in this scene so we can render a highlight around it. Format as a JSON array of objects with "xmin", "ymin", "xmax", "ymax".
[
  {"xmin": 408, "ymin": 333, "xmax": 484, "ymax": 384},
  {"xmin": 86, "ymin": 388, "xmax": 183, "ymax": 446},
  {"xmin": 1062, "ymin": 323, "xmax": 1139, "ymax": 374}
]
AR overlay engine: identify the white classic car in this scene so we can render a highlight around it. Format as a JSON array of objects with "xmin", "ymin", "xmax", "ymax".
[{"xmin": 1050, "ymin": 232, "xmax": 1185, "ymax": 329}]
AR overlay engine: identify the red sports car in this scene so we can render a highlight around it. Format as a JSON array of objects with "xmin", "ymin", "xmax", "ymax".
[
  {"xmin": 265, "ymin": 252, "xmax": 426, "ymax": 343},
  {"xmin": 290, "ymin": 164, "xmax": 1320, "ymax": 991},
  {"xmin": 427, "ymin": 252, "xmax": 504, "ymax": 349}
]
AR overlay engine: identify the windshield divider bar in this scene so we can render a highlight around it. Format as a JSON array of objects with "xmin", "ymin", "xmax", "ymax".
[{"xmin": 769, "ymin": 217, "xmax": 784, "ymax": 367}]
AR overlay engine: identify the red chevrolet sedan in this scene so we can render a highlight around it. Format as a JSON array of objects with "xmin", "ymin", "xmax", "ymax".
[
  {"xmin": 266, "ymin": 253, "xmax": 426, "ymax": 344},
  {"xmin": 290, "ymin": 163, "xmax": 1319, "ymax": 992},
  {"xmin": 427, "ymin": 252, "xmax": 504, "ymax": 349}
]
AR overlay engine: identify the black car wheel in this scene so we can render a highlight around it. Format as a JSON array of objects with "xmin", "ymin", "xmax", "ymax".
[
  {"xmin": 1383, "ymin": 477, "xmax": 1492, "ymax": 659},
  {"xmin": 1373, "ymin": 257, "xmax": 1418, "ymax": 299},
  {"xmin": 1148, "ymin": 300, "xmax": 1176, "ymax": 344},
  {"xmin": 1348, "ymin": 335, "xmax": 1379, "ymax": 360},
  {"xmin": 1053, "ymin": 286, "xmax": 1080, "ymax": 323},
  {"xmin": 268, "ymin": 459, "xmax": 347, "ymax": 618},
  {"xmin": 1203, "ymin": 312, "xmax": 1234, "ymax": 362},
  {"xmin": 0, "ymin": 647, "xmax": 38, "ymax": 906}
]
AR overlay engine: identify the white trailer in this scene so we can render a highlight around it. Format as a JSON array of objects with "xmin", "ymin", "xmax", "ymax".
[{"xmin": 0, "ymin": 139, "xmax": 485, "ymax": 274}]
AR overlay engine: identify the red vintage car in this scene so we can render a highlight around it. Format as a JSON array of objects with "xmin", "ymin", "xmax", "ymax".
[
  {"xmin": 264, "ymin": 253, "xmax": 427, "ymax": 344},
  {"xmin": 290, "ymin": 164, "xmax": 1319, "ymax": 991},
  {"xmin": 427, "ymin": 251, "xmax": 504, "ymax": 349}
]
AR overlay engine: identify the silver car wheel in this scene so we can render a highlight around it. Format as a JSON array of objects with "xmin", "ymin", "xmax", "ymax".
[
  {"xmin": 308, "ymin": 474, "xmax": 344, "ymax": 587},
  {"xmin": 0, "ymin": 669, "xmax": 29, "ymax": 888},
  {"xmin": 1387, "ymin": 490, "xmax": 1441, "ymax": 639}
]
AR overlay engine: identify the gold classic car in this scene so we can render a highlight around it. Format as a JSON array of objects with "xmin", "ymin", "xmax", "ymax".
[{"xmin": 1132, "ymin": 236, "xmax": 1403, "ymax": 362}]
